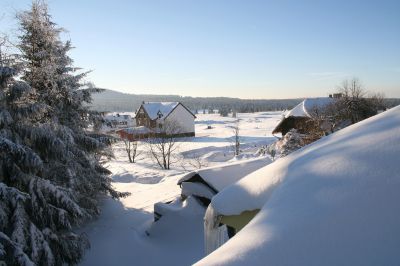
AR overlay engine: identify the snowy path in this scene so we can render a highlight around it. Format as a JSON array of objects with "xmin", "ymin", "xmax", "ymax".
[
  {"xmin": 80, "ymin": 165, "xmax": 205, "ymax": 266},
  {"xmin": 78, "ymin": 144, "xmax": 209, "ymax": 265}
]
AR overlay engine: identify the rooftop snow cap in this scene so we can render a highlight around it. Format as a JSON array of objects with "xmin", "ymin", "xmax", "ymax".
[
  {"xmin": 142, "ymin": 102, "xmax": 179, "ymax": 120},
  {"xmin": 272, "ymin": 97, "xmax": 336, "ymax": 135},
  {"xmin": 284, "ymin": 97, "xmax": 334, "ymax": 118},
  {"xmin": 178, "ymin": 157, "xmax": 272, "ymax": 193}
]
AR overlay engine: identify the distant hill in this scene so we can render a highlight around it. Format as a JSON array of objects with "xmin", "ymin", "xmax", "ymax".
[
  {"xmin": 90, "ymin": 89, "xmax": 400, "ymax": 114},
  {"xmin": 90, "ymin": 89, "xmax": 304, "ymax": 113}
]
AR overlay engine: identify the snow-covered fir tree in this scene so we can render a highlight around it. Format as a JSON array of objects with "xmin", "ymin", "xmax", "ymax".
[{"xmin": 0, "ymin": 1, "xmax": 126, "ymax": 265}]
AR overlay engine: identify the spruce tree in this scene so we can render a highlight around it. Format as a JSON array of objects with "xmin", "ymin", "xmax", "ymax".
[{"xmin": 0, "ymin": 2, "xmax": 126, "ymax": 264}]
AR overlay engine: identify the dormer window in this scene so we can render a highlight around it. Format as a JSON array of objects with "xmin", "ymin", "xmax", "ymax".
[{"xmin": 157, "ymin": 110, "xmax": 163, "ymax": 119}]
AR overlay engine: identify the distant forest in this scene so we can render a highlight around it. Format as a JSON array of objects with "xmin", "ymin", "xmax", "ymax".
[
  {"xmin": 91, "ymin": 89, "xmax": 303, "ymax": 113},
  {"xmin": 91, "ymin": 89, "xmax": 400, "ymax": 114}
]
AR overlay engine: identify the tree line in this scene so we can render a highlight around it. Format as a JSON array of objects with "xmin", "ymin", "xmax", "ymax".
[
  {"xmin": 91, "ymin": 89, "xmax": 305, "ymax": 113},
  {"xmin": 91, "ymin": 89, "xmax": 400, "ymax": 114}
]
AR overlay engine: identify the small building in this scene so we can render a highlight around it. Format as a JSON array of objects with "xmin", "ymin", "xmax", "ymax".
[
  {"xmin": 177, "ymin": 157, "xmax": 271, "ymax": 206},
  {"xmin": 103, "ymin": 112, "xmax": 135, "ymax": 130},
  {"xmin": 272, "ymin": 97, "xmax": 335, "ymax": 136},
  {"xmin": 153, "ymin": 157, "xmax": 271, "ymax": 222},
  {"xmin": 116, "ymin": 126, "xmax": 153, "ymax": 141},
  {"xmin": 135, "ymin": 102, "xmax": 196, "ymax": 137}
]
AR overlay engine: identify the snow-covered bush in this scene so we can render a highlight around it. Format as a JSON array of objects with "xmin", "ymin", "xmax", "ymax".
[
  {"xmin": 267, "ymin": 129, "xmax": 307, "ymax": 159},
  {"xmin": 255, "ymin": 145, "xmax": 268, "ymax": 156}
]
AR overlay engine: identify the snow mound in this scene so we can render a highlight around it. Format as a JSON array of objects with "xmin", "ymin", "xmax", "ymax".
[
  {"xmin": 196, "ymin": 106, "xmax": 400, "ymax": 266},
  {"xmin": 178, "ymin": 157, "xmax": 271, "ymax": 192}
]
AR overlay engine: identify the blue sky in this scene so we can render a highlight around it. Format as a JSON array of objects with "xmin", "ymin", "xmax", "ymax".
[{"xmin": 1, "ymin": 0, "xmax": 399, "ymax": 98}]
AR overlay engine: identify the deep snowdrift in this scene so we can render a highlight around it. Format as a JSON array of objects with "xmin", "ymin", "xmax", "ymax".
[
  {"xmin": 196, "ymin": 106, "xmax": 400, "ymax": 266},
  {"xmin": 178, "ymin": 157, "xmax": 272, "ymax": 192}
]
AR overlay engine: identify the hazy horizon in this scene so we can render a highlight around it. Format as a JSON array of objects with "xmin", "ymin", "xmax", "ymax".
[
  {"xmin": 99, "ymin": 88, "xmax": 400, "ymax": 101},
  {"xmin": 1, "ymin": 0, "xmax": 399, "ymax": 98},
  {"xmin": 100, "ymin": 88, "xmax": 306, "ymax": 100}
]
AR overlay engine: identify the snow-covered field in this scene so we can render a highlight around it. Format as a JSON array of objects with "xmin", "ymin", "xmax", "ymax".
[{"xmin": 80, "ymin": 112, "xmax": 282, "ymax": 266}]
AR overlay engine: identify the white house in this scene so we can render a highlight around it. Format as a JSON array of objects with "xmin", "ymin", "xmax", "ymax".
[
  {"xmin": 103, "ymin": 112, "xmax": 135, "ymax": 129},
  {"xmin": 135, "ymin": 102, "xmax": 196, "ymax": 136}
]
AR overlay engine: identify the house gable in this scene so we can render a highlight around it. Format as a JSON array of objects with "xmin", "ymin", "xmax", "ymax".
[
  {"xmin": 164, "ymin": 102, "xmax": 196, "ymax": 120},
  {"xmin": 164, "ymin": 103, "xmax": 195, "ymax": 134},
  {"xmin": 135, "ymin": 105, "xmax": 154, "ymax": 128}
]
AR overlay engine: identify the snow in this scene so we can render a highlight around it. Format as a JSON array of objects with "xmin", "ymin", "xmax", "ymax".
[
  {"xmin": 79, "ymin": 112, "xmax": 281, "ymax": 266},
  {"xmin": 102, "ymin": 112, "xmax": 136, "ymax": 132},
  {"xmin": 181, "ymin": 182, "xmax": 215, "ymax": 199},
  {"xmin": 104, "ymin": 112, "xmax": 134, "ymax": 121},
  {"xmin": 142, "ymin": 102, "xmax": 180, "ymax": 120},
  {"xmin": 209, "ymin": 163, "xmax": 281, "ymax": 216},
  {"xmin": 178, "ymin": 156, "xmax": 272, "ymax": 193},
  {"xmin": 121, "ymin": 126, "xmax": 152, "ymax": 134},
  {"xmin": 285, "ymin": 97, "xmax": 333, "ymax": 118},
  {"xmin": 196, "ymin": 106, "xmax": 400, "ymax": 266},
  {"xmin": 204, "ymin": 206, "xmax": 229, "ymax": 255}
]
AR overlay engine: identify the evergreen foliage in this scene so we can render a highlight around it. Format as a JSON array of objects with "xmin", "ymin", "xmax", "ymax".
[{"xmin": 0, "ymin": 1, "xmax": 126, "ymax": 264}]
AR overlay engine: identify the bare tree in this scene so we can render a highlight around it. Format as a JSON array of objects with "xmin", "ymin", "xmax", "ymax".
[
  {"xmin": 180, "ymin": 152, "xmax": 209, "ymax": 171},
  {"xmin": 0, "ymin": 37, "xmax": 5, "ymax": 67},
  {"xmin": 330, "ymin": 78, "xmax": 385, "ymax": 125},
  {"xmin": 123, "ymin": 139, "xmax": 141, "ymax": 163},
  {"xmin": 300, "ymin": 78, "xmax": 387, "ymax": 140},
  {"xmin": 340, "ymin": 78, "xmax": 365, "ymax": 99},
  {"xmin": 368, "ymin": 92, "xmax": 386, "ymax": 111},
  {"xmin": 229, "ymin": 119, "xmax": 241, "ymax": 156},
  {"xmin": 306, "ymin": 105, "xmax": 332, "ymax": 141},
  {"xmin": 0, "ymin": 35, "xmax": 17, "ymax": 70},
  {"xmin": 146, "ymin": 120, "xmax": 182, "ymax": 170}
]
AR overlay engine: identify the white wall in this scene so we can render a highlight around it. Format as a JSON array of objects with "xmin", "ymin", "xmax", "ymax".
[{"xmin": 165, "ymin": 104, "xmax": 195, "ymax": 134}]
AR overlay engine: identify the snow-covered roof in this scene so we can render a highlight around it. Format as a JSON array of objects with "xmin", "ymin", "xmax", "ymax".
[
  {"xmin": 196, "ymin": 106, "xmax": 400, "ymax": 266},
  {"xmin": 178, "ymin": 157, "xmax": 271, "ymax": 192},
  {"xmin": 141, "ymin": 102, "xmax": 180, "ymax": 120},
  {"xmin": 285, "ymin": 97, "xmax": 334, "ymax": 118},
  {"xmin": 104, "ymin": 112, "xmax": 134, "ymax": 121}
]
